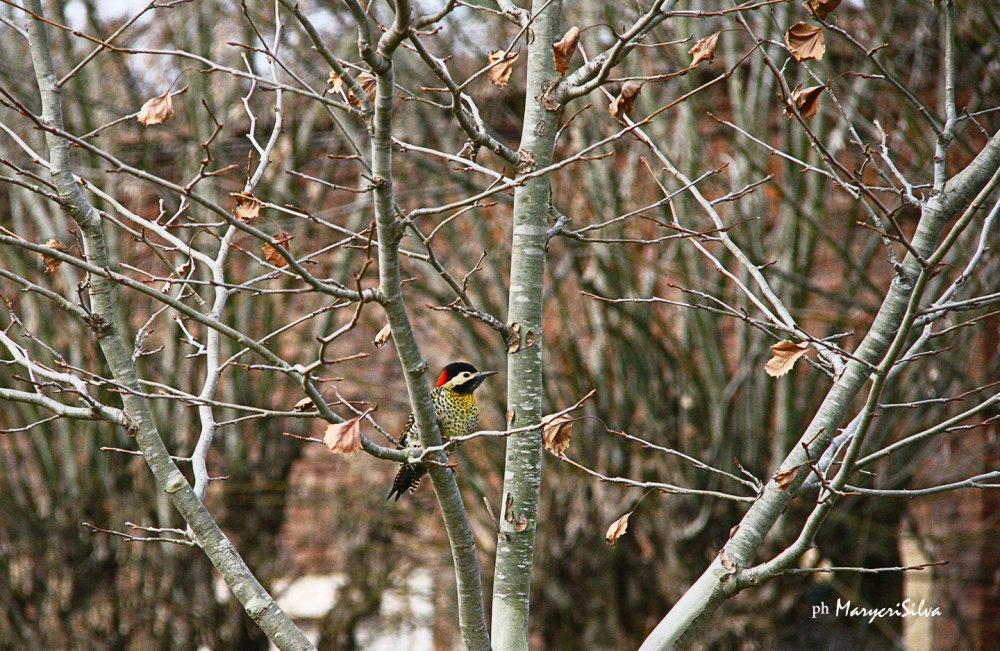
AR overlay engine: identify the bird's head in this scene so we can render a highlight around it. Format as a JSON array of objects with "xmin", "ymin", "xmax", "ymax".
[{"xmin": 436, "ymin": 362, "xmax": 496, "ymax": 394}]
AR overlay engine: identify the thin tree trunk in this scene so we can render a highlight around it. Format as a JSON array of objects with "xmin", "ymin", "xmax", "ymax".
[
  {"xmin": 22, "ymin": 2, "xmax": 313, "ymax": 648},
  {"xmin": 639, "ymin": 125, "xmax": 1000, "ymax": 650},
  {"xmin": 491, "ymin": 1, "xmax": 562, "ymax": 649}
]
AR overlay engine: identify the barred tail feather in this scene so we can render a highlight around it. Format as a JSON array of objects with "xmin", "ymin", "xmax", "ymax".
[{"xmin": 387, "ymin": 464, "xmax": 423, "ymax": 501}]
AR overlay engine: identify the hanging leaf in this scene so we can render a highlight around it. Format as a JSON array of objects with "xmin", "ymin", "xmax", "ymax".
[
  {"xmin": 327, "ymin": 71, "xmax": 344, "ymax": 94},
  {"xmin": 605, "ymin": 511, "xmax": 631, "ymax": 546},
  {"xmin": 41, "ymin": 239, "xmax": 70, "ymax": 273},
  {"xmin": 552, "ymin": 26, "xmax": 581, "ymax": 75},
  {"xmin": 783, "ymin": 84, "xmax": 826, "ymax": 120},
  {"xmin": 487, "ymin": 50, "xmax": 520, "ymax": 88},
  {"xmin": 765, "ymin": 340, "xmax": 811, "ymax": 377},
  {"xmin": 262, "ymin": 231, "xmax": 293, "ymax": 268},
  {"xmin": 356, "ymin": 72, "xmax": 377, "ymax": 103},
  {"xmin": 230, "ymin": 191, "xmax": 262, "ymax": 223},
  {"xmin": 324, "ymin": 415, "xmax": 363, "ymax": 453},
  {"xmin": 373, "ymin": 322, "xmax": 392, "ymax": 348},
  {"xmin": 689, "ymin": 32, "xmax": 721, "ymax": 67},
  {"xmin": 804, "ymin": 0, "xmax": 842, "ymax": 20},
  {"xmin": 137, "ymin": 91, "xmax": 174, "ymax": 126},
  {"xmin": 609, "ymin": 81, "xmax": 643, "ymax": 120},
  {"xmin": 784, "ymin": 23, "xmax": 825, "ymax": 62},
  {"xmin": 541, "ymin": 413, "xmax": 574, "ymax": 456}
]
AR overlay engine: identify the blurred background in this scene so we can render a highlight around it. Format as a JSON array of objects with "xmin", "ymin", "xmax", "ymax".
[{"xmin": 1, "ymin": 1, "xmax": 998, "ymax": 649}]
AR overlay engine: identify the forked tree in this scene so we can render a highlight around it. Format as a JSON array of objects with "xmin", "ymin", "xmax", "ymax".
[{"xmin": 1, "ymin": 1, "xmax": 998, "ymax": 650}]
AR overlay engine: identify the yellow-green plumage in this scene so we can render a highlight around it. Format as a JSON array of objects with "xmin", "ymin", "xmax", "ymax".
[{"xmin": 387, "ymin": 363, "xmax": 494, "ymax": 501}]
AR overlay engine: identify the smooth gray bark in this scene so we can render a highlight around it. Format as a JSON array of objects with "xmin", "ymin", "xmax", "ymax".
[
  {"xmin": 363, "ymin": 5, "xmax": 492, "ymax": 650},
  {"xmin": 639, "ymin": 126, "xmax": 1000, "ymax": 650},
  {"xmin": 491, "ymin": 1, "xmax": 563, "ymax": 649},
  {"xmin": 22, "ymin": 2, "xmax": 314, "ymax": 648}
]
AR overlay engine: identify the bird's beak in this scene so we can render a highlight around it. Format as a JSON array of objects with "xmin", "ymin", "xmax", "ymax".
[{"xmin": 469, "ymin": 370, "xmax": 496, "ymax": 391}]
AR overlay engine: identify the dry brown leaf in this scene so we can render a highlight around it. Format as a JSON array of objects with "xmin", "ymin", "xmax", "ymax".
[
  {"xmin": 230, "ymin": 191, "xmax": 262, "ymax": 223},
  {"xmin": 137, "ymin": 91, "xmax": 174, "ymax": 126},
  {"xmin": 324, "ymin": 415, "xmax": 363, "ymax": 453},
  {"xmin": 262, "ymin": 231, "xmax": 293, "ymax": 268},
  {"xmin": 374, "ymin": 322, "xmax": 392, "ymax": 348},
  {"xmin": 504, "ymin": 493, "xmax": 529, "ymax": 532},
  {"xmin": 327, "ymin": 71, "xmax": 344, "ymax": 94},
  {"xmin": 784, "ymin": 23, "xmax": 825, "ymax": 62},
  {"xmin": 689, "ymin": 32, "xmax": 721, "ymax": 67},
  {"xmin": 41, "ymin": 239, "xmax": 70, "ymax": 273},
  {"xmin": 524, "ymin": 329, "xmax": 537, "ymax": 348},
  {"xmin": 506, "ymin": 409, "xmax": 516, "ymax": 425},
  {"xmin": 765, "ymin": 340, "xmax": 811, "ymax": 377},
  {"xmin": 783, "ymin": 84, "xmax": 826, "ymax": 120},
  {"xmin": 357, "ymin": 72, "xmax": 377, "ymax": 103},
  {"xmin": 609, "ymin": 81, "xmax": 643, "ymax": 120},
  {"xmin": 507, "ymin": 322, "xmax": 522, "ymax": 353},
  {"xmin": 516, "ymin": 148, "xmax": 536, "ymax": 175},
  {"xmin": 293, "ymin": 397, "xmax": 314, "ymax": 412},
  {"xmin": 487, "ymin": 50, "xmax": 519, "ymax": 87},
  {"xmin": 541, "ymin": 413, "xmax": 574, "ymax": 456},
  {"xmin": 552, "ymin": 26, "xmax": 581, "ymax": 75},
  {"xmin": 605, "ymin": 511, "xmax": 631, "ymax": 546},
  {"xmin": 804, "ymin": 0, "xmax": 842, "ymax": 19},
  {"xmin": 773, "ymin": 464, "xmax": 801, "ymax": 491}
]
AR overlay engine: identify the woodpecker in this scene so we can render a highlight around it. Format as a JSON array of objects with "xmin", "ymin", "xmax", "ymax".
[{"xmin": 387, "ymin": 362, "xmax": 496, "ymax": 501}]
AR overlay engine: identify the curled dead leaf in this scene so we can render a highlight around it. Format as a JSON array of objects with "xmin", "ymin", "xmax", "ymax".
[
  {"xmin": 41, "ymin": 239, "xmax": 70, "ymax": 273},
  {"xmin": 784, "ymin": 23, "xmax": 825, "ymax": 62},
  {"xmin": 516, "ymin": 148, "xmax": 536, "ymax": 175},
  {"xmin": 804, "ymin": 0, "xmax": 842, "ymax": 20},
  {"xmin": 374, "ymin": 322, "xmax": 392, "ymax": 348},
  {"xmin": 293, "ymin": 397, "xmax": 314, "ymax": 412},
  {"xmin": 506, "ymin": 409, "xmax": 516, "ymax": 425},
  {"xmin": 504, "ymin": 493, "xmax": 529, "ymax": 532},
  {"xmin": 783, "ymin": 84, "xmax": 825, "ymax": 120},
  {"xmin": 230, "ymin": 191, "xmax": 262, "ymax": 223},
  {"xmin": 552, "ymin": 26, "xmax": 581, "ymax": 75},
  {"xmin": 773, "ymin": 464, "xmax": 802, "ymax": 491},
  {"xmin": 541, "ymin": 413, "xmax": 573, "ymax": 456},
  {"xmin": 609, "ymin": 81, "xmax": 643, "ymax": 120},
  {"xmin": 356, "ymin": 72, "xmax": 377, "ymax": 104},
  {"xmin": 605, "ymin": 511, "xmax": 631, "ymax": 546},
  {"xmin": 507, "ymin": 322, "xmax": 522, "ymax": 353},
  {"xmin": 487, "ymin": 49, "xmax": 520, "ymax": 88},
  {"xmin": 262, "ymin": 231, "xmax": 293, "ymax": 268},
  {"xmin": 689, "ymin": 32, "xmax": 721, "ymax": 67},
  {"xmin": 524, "ymin": 329, "xmax": 537, "ymax": 348},
  {"xmin": 327, "ymin": 71, "xmax": 344, "ymax": 94},
  {"xmin": 137, "ymin": 91, "xmax": 174, "ymax": 126},
  {"xmin": 324, "ymin": 415, "xmax": 363, "ymax": 453},
  {"xmin": 765, "ymin": 340, "xmax": 811, "ymax": 377}
]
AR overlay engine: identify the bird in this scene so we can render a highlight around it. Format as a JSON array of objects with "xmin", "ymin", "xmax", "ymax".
[{"xmin": 387, "ymin": 362, "xmax": 496, "ymax": 501}]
